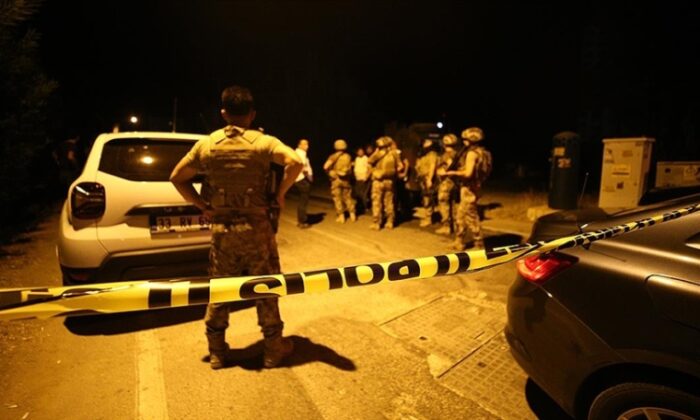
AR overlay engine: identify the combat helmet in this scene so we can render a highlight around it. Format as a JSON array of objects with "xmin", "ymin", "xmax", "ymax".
[
  {"xmin": 461, "ymin": 127, "xmax": 484, "ymax": 143},
  {"xmin": 442, "ymin": 133, "xmax": 458, "ymax": 147},
  {"xmin": 334, "ymin": 139, "xmax": 348, "ymax": 151},
  {"xmin": 375, "ymin": 136, "xmax": 391, "ymax": 148}
]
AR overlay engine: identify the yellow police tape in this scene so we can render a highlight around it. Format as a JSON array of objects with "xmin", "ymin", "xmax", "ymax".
[{"xmin": 0, "ymin": 203, "xmax": 698, "ymax": 321}]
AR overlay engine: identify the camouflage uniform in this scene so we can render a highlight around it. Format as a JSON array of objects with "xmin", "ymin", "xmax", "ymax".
[
  {"xmin": 435, "ymin": 147, "xmax": 457, "ymax": 233},
  {"xmin": 206, "ymin": 215, "xmax": 283, "ymax": 341},
  {"xmin": 454, "ymin": 146, "xmax": 491, "ymax": 249},
  {"xmin": 415, "ymin": 148, "xmax": 439, "ymax": 226},
  {"xmin": 182, "ymin": 125, "xmax": 286, "ymax": 365},
  {"xmin": 368, "ymin": 147, "xmax": 400, "ymax": 229},
  {"xmin": 325, "ymin": 151, "xmax": 355, "ymax": 221}
]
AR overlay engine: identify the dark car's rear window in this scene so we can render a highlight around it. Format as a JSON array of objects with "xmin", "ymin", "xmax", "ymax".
[{"xmin": 99, "ymin": 138, "xmax": 197, "ymax": 181}]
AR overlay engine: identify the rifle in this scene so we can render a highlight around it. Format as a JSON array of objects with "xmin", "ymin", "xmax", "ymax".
[
  {"xmin": 268, "ymin": 163, "xmax": 284, "ymax": 233},
  {"xmin": 445, "ymin": 144, "xmax": 468, "ymax": 173},
  {"xmin": 416, "ymin": 156, "xmax": 437, "ymax": 208},
  {"xmin": 324, "ymin": 151, "xmax": 344, "ymax": 178},
  {"xmin": 445, "ymin": 144, "xmax": 468, "ymax": 233},
  {"xmin": 446, "ymin": 144, "xmax": 469, "ymax": 201}
]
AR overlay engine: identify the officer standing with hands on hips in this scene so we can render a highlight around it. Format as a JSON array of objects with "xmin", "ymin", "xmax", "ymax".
[{"xmin": 170, "ymin": 85, "xmax": 303, "ymax": 370}]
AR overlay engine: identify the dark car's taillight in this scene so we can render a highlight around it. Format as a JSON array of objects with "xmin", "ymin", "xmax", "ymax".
[
  {"xmin": 516, "ymin": 253, "xmax": 576, "ymax": 285},
  {"xmin": 71, "ymin": 182, "xmax": 105, "ymax": 219}
]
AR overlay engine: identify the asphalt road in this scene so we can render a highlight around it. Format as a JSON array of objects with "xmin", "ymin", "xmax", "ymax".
[{"xmin": 0, "ymin": 197, "xmax": 566, "ymax": 420}]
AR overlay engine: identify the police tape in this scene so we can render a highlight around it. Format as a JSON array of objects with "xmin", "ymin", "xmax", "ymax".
[{"xmin": 0, "ymin": 203, "xmax": 698, "ymax": 321}]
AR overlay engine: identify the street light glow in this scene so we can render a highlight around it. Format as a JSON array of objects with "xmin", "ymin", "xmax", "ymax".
[
  {"xmin": 437, "ymin": 122, "xmax": 444, "ymax": 129},
  {"xmin": 141, "ymin": 156, "xmax": 154, "ymax": 165},
  {"xmin": 130, "ymin": 116, "xmax": 139, "ymax": 124}
]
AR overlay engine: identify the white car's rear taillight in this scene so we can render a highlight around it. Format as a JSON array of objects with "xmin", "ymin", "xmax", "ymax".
[
  {"xmin": 516, "ymin": 253, "xmax": 576, "ymax": 285},
  {"xmin": 71, "ymin": 182, "xmax": 106, "ymax": 219}
]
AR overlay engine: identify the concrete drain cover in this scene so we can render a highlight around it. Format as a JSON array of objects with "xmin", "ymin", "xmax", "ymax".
[
  {"xmin": 380, "ymin": 296, "xmax": 505, "ymax": 377},
  {"xmin": 439, "ymin": 333, "xmax": 534, "ymax": 419}
]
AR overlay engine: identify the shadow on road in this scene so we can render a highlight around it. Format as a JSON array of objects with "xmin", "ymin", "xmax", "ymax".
[
  {"xmin": 202, "ymin": 335, "xmax": 356, "ymax": 371},
  {"xmin": 479, "ymin": 201, "xmax": 503, "ymax": 220},
  {"xmin": 63, "ymin": 301, "xmax": 256, "ymax": 335},
  {"xmin": 525, "ymin": 378, "xmax": 573, "ymax": 419},
  {"xmin": 307, "ymin": 212, "xmax": 327, "ymax": 225}
]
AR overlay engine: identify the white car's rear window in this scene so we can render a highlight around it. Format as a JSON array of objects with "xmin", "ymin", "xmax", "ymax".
[{"xmin": 99, "ymin": 138, "xmax": 196, "ymax": 181}]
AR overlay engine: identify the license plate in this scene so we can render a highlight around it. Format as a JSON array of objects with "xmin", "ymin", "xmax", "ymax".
[{"xmin": 150, "ymin": 214, "xmax": 211, "ymax": 234}]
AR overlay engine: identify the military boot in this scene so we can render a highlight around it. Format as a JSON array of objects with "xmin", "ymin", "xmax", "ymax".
[
  {"xmin": 349, "ymin": 213, "xmax": 357, "ymax": 222},
  {"xmin": 435, "ymin": 224, "xmax": 451, "ymax": 235},
  {"xmin": 335, "ymin": 214, "xmax": 346, "ymax": 223},
  {"xmin": 263, "ymin": 336, "xmax": 294, "ymax": 368},
  {"xmin": 207, "ymin": 333, "xmax": 231, "ymax": 370},
  {"xmin": 370, "ymin": 222, "xmax": 380, "ymax": 230},
  {"xmin": 385, "ymin": 220, "xmax": 394, "ymax": 229},
  {"xmin": 451, "ymin": 240, "xmax": 465, "ymax": 251},
  {"xmin": 419, "ymin": 218, "xmax": 432, "ymax": 227}
]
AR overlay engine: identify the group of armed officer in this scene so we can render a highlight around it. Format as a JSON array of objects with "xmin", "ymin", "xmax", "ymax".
[
  {"xmin": 323, "ymin": 128, "xmax": 492, "ymax": 251},
  {"xmin": 419, "ymin": 127, "xmax": 492, "ymax": 250},
  {"xmin": 170, "ymin": 85, "xmax": 492, "ymax": 370}
]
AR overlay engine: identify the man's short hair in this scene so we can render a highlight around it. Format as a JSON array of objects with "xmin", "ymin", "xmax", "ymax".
[{"xmin": 221, "ymin": 86, "xmax": 255, "ymax": 116}]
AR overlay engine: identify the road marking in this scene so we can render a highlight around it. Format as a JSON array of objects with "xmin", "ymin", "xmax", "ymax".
[{"xmin": 136, "ymin": 330, "xmax": 169, "ymax": 420}]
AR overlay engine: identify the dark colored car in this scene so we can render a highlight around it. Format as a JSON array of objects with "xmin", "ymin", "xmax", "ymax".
[{"xmin": 506, "ymin": 192, "xmax": 700, "ymax": 419}]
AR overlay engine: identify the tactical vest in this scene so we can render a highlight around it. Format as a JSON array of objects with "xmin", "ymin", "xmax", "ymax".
[
  {"xmin": 471, "ymin": 146, "xmax": 493, "ymax": 184},
  {"xmin": 205, "ymin": 127, "xmax": 272, "ymax": 211},
  {"xmin": 416, "ymin": 150, "xmax": 438, "ymax": 178},
  {"xmin": 372, "ymin": 150, "xmax": 399, "ymax": 180},
  {"xmin": 438, "ymin": 148, "xmax": 457, "ymax": 169},
  {"xmin": 459, "ymin": 146, "xmax": 492, "ymax": 187},
  {"xmin": 328, "ymin": 151, "xmax": 351, "ymax": 180}
]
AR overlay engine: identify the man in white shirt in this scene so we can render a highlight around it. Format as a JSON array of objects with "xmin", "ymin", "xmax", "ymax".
[
  {"xmin": 294, "ymin": 139, "xmax": 313, "ymax": 228},
  {"xmin": 353, "ymin": 147, "xmax": 370, "ymax": 214}
]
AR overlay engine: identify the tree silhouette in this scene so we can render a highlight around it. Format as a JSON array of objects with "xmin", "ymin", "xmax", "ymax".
[{"xmin": 0, "ymin": 0, "xmax": 58, "ymax": 233}]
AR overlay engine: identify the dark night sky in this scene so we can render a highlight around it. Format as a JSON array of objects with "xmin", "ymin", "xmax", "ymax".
[{"xmin": 34, "ymin": 0, "xmax": 700, "ymax": 177}]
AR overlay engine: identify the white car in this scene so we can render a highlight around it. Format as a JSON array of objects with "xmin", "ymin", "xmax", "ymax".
[{"xmin": 58, "ymin": 131, "xmax": 212, "ymax": 285}]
